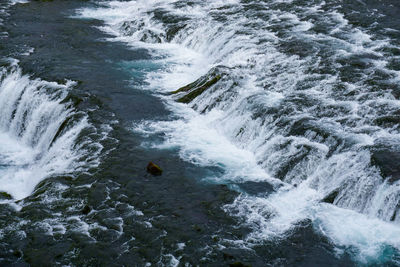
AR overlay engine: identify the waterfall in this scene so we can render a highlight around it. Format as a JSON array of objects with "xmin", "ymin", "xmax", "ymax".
[
  {"xmin": 0, "ymin": 62, "xmax": 97, "ymax": 200},
  {"xmin": 78, "ymin": 0, "xmax": 400, "ymax": 262}
]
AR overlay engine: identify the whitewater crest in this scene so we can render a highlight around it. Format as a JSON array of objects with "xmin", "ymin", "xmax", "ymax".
[
  {"xmin": 0, "ymin": 62, "xmax": 103, "ymax": 200},
  {"xmin": 79, "ymin": 0, "xmax": 400, "ymax": 263}
]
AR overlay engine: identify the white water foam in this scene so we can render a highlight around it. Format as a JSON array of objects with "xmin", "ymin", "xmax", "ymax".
[
  {"xmin": 132, "ymin": 106, "xmax": 278, "ymax": 186},
  {"xmin": 9, "ymin": 0, "xmax": 28, "ymax": 5},
  {"xmin": 78, "ymin": 0, "xmax": 400, "ymax": 263},
  {"xmin": 0, "ymin": 63, "xmax": 100, "ymax": 200},
  {"xmin": 226, "ymin": 186, "xmax": 400, "ymax": 264}
]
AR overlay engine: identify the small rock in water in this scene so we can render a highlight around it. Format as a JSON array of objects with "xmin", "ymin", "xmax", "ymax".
[
  {"xmin": 147, "ymin": 162, "xmax": 163, "ymax": 176},
  {"xmin": 81, "ymin": 205, "xmax": 91, "ymax": 215},
  {"xmin": 193, "ymin": 224, "xmax": 202, "ymax": 232},
  {"xmin": 13, "ymin": 250, "xmax": 22, "ymax": 258}
]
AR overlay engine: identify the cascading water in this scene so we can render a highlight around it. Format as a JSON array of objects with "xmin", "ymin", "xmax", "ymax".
[
  {"xmin": 79, "ymin": 0, "xmax": 400, "ymax": 264},
  {"xmin": 0, "ymin": 61, "xmax": 99, "ymax": 200}
]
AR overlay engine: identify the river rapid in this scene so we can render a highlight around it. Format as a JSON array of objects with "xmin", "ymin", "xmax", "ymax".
[{"xmin": 1, "ymin": 0, "xmax": 400, "ymax": 266}]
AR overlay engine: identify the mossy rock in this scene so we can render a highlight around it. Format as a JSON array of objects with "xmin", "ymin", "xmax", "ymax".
[
  {"xmin": 170, "ymin": 66, "xmax": 228, "ymax": 103},
  {"xmin": 0, "ymin": 192, "xmax": 12, "ymax": 200}
]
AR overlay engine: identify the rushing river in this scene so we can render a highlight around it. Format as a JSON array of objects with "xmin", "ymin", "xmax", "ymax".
[{"xmin": 1, "ymin": 0, "xmax": 400, "ymax": 266}]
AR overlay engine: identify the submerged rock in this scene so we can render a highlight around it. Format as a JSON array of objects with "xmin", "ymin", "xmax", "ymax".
[
  {"xmin": 13, "ymin": 250, "xmax": 22, "ymax": 258},
  {"xmin": 192, "ymin": 224, "xmax": 202, "ymax": 232},
  {"xmin": 81, "ymin": 205, "xmax": 91, "ymax": 215},
  {"xmin": 223, "ymin": 252, "xmax": 235, "ymax": 260},
  {"xmin": 240, "ymin": 181, "xmax": 275, "ymax": 196},
  {"xmin": 170, "ymin": 66, "xmax": 228, "ymax": 103},
  {"xmin": 147, "ymin": 162, "xmax": 163, "ymax": 176}
]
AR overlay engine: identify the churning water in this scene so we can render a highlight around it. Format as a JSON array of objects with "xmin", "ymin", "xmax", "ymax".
[
  {"xmin": 78, "ymin": 0, "xmax": 400, "ymax": 264},
  {"xmin": 0, "ymin": 60, "xmax": 102, "ymax": 200},
  {"xmin": 1, "ymin": 0, "xmax": 400, "ymax": 265}
]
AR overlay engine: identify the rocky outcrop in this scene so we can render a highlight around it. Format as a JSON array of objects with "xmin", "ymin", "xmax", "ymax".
[
  {"xmin": 321, "ymin": 190, "xmax": 339, "ymax": 204},
  {"xmin": 170, "ymin": 66, "xmax": 228, "ymax": 103}
]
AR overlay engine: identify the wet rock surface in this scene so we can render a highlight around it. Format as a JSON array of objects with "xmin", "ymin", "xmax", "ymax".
[
  {"xmin": 371, "ymin": 148, "xmax": 400, "ymax": 183},
  {"xmin": 171, "ymin": 66, "xmax": 228, "ymax": 103},
  {"xmin": 146, "ymin": 162, "xmax": 163, "ymax": 176}
]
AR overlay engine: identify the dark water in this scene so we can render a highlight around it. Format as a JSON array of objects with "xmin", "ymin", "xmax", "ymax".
[{"xmin": 0, "ymin": 0, "xmax": 399, "ymax": 266}]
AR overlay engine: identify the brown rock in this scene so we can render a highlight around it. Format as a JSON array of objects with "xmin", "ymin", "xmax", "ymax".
[{"xmin": 147, "ymin": 162, "xmax": 163, "ymax": 176}]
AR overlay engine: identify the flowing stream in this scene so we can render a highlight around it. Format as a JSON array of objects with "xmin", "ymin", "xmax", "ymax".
[
  {"xmin": 1, "ymin": 0, "xmax": 400, "ymax": 265},
  {"xmin": 79, "ymin": 0, "xmax": 400, "ymax": 264}
]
